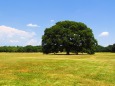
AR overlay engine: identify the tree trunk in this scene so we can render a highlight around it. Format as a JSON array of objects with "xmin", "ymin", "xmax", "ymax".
[
  {"xmin": 76, "ymin": 52, "xmax": 78, "ymax": 55},
  {"xmin": 75, "ymin": 52, "xmax": 78, "ymax": 55},
  {"xmin": 66, "ymin": 51, "xmax": 70, "ymax": 55}
]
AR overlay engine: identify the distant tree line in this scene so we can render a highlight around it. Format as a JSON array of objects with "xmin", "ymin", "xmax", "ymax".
[
  {"xmin": 95, "ymin": 43, "xmax": 115, "ymax": 52},
  {"xmin": 0, "ymin": 44, "xmax": 115, "ymax": 53},
  {"xmin": 0, "ymin": 45, "xmax": 42, "ymax": 52}
]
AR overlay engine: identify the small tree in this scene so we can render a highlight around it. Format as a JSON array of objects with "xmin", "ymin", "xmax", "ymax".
[{"xmin": 42, "ymin": 20, "xmax": 97, "ymax": 55}]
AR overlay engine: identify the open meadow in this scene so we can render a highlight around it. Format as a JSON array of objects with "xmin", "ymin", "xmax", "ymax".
[{"xmin": 0, "ymin": 53, "xmax": 115, "ymax": 86}]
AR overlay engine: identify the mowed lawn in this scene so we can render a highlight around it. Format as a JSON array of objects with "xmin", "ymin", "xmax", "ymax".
[{"xmin": 0, "ymin": 53, "xmax": 115, "ymax": 86}]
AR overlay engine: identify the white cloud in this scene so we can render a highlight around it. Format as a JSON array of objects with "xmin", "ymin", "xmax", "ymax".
[
  {"xmin": 99, "ymin": 32, "xmax": 109, "ymax": 37},
  {"xmin": 50, "ymin": 20, "xmax": 55, "ymax": 22},
  {"xmin": 26, "ymin": 39, "xmax": 39, "ymax": 45},
  {"xmin": 27, "ymin": 23, "xmax": 40, "ymax": 27},
  {"xmin": 0, "ymin": 25, "xmax": 35, "ymax": 38},
  {"xmin": 50, "ymin": 20, "xmax": 55, "ymax": 26},
  {"xmin": 0, "ymin": 25, "xmax": 38, "ymax": 46},
  {"xmin": 10, "ymin": 40, "xmax": 19, "ymax": 43}
]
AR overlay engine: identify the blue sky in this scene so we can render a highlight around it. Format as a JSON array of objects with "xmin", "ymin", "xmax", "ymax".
[{"xmin": 0, "ymin": 0, "xmax": 115, "ymax": 46}]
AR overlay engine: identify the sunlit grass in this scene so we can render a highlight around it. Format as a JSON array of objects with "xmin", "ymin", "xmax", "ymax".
[{"xmin": 0, "ymin": 53, "xmax": 115, "ymax": 86}]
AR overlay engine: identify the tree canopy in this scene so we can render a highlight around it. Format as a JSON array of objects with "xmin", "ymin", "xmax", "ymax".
[{"xmin": 42, "ymin": 20, "xmax": 97, "ymax": 55}]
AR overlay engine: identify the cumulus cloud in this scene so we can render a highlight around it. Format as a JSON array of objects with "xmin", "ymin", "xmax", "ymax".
[
  {"xmin": 27, "ymin": 23, "xmax": 40, "ymax": 27},
  {"xmin": 99, "ymin": 32, "xmax": 109, "ymax": 37},
  {"xmin": 0, "ymin": 25, "xmax": 35, "ymax": 38},
  {"xmin": 0, "ymin": 25, "xmax": 38, "ymax": 46}
]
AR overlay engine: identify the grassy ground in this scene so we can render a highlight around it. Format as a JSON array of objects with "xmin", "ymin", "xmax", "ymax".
[{"xmin": 0, "ymin": 53, "xmax": 115, "ymax": 86}]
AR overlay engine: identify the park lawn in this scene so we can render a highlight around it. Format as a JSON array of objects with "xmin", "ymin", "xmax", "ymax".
[{"xmin": 0, "ymin": 53, "xmax": 115, "ymax": 86}]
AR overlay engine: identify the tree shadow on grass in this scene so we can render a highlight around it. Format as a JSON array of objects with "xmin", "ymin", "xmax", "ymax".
[{"xmin": 49, "ymin": 53, "xmax": 88, "ymax": 55}]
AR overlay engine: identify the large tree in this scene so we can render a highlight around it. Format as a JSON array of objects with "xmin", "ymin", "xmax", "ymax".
[{"xmin": 42, "ymin": 21, "xmax": 97, "ymax": 55}]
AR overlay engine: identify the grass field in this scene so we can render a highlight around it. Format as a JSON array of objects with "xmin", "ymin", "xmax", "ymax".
[{"xmin": 0, "ymin": 53, "xmax": 115, "ymax": 86}]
